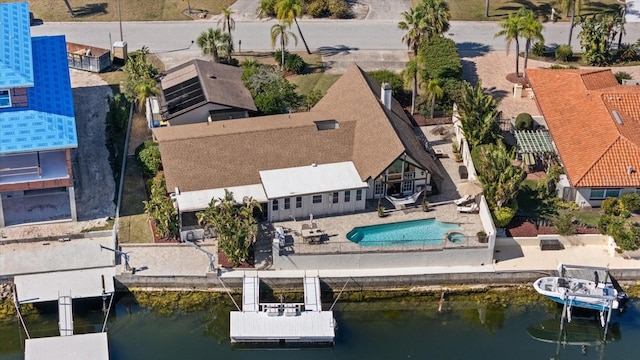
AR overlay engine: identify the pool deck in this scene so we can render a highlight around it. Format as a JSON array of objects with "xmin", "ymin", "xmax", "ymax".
[{"xmin": 262, "ymin": 124, "xmax": 485, "ymax": 256}]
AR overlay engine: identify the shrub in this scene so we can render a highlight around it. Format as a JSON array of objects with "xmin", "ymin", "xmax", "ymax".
[
  {"xmin": 328, "ymin": 0, "xmax": 351, "ymax": 18},
  {"xmin": 619, "ymin": 192, "xmax": 640, "ymax": 214},
  {"xmin": 304, "ymin": 89, "xmax": 323, "ymax": 110},
  {"xmin": 492, "ymin": 206, "xmax": 517, "ymax": 228},
  {"xmin": 306, "ymin": 0, "xmax": 329, "ymax": 18},
  {"xmin": 514, "ymin": 112, "xmax": 534, "ymax": 130},
  {"xmin": 105, "ymin": 93, "xmax": 129, "ymax": 133},
  {"xmin": 601, "ymin": 197, "xmax": 620, "ymax": 216},
  {"xmin": 531, "ymin": 42, "xmax": 545, "ymax": 57},
  {"xmin": 220, "ymin": 57, "xmax": 239, "ymax": 67},
  {"xmin": 419, "ymin": 36, "xmax": 462, "ymax": 80},
  {"xmin": 138, "ymin": 144, "xmax": 162, "ymax": 177},
  {"xmin": 616, "ymin": 43, "xmax": 638, "ymax": 62},
  {"xmin": 135, "ymin": 140, "xmax": 158, "ymax": 157},
  {"xmin": 554, "ymin": 213, "xmax": 575, "ymax": 235},
  {"xmin": 614, "ymin": 71, "xmax": 632, "ymax": 84},
  {"xmin": 285, "ymin": 53, "xmax": 306, "ymax": 74},
  {"xmin": 367, "ymin": 70, "xmax": 406, "ymax": 97},
  {"xmin": 555, "ymin": 44, "xmax": 573, "ymax": 62}
]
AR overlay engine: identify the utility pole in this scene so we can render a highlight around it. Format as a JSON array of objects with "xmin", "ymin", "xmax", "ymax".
[{"xmin": 117, "ymin": 0, "xmax": 123, "ymax": 41}]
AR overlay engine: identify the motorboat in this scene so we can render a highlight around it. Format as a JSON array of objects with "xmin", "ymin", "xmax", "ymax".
[{"xmin": 533, "ymin": 264, "xmax": 628, "ymax": 313}]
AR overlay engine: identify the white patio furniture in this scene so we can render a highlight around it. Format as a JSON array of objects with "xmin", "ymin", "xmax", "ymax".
[{"xmin": 457, "ymin": 203, "xmax": 479, "ymax": 213}]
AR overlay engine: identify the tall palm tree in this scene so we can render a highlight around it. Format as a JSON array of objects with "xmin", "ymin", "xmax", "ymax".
[
  {"xmin": 271, "ymin": 23, "xmax": 298, "ymax": 70},
  {"xmin": 422, "ymin": 0, "xmax": 451, "ymax": 40},
  {"xmin": 196, "ymin": 28, "xmax": 229, "ymax": 63},
  {"xmin": 62, "ymin": 0, "xmax": 74, "ymax": 17},
  {"xmin": 495, "ymin": 11, "xmax": 523, "ymax": 77},
  {"xmin": 218, "ymin": 7, "xmax": 236, "ymax": 58},
  {"xmin": 519, "ymin": 9, "xmax": 544, "ymax": 69},
  {"xmin": 399, "ymin": 6, "xmax": 427, "ymax": 115},
  {"xmin": 555, "ymin": 0, "xmax": 588, "ymax": 46},
  {"xmin": 423, "ymin": 79, "xmax": 443, "ymax": 119},
  {"xmin": 218, "ymin": 7, "xmax": 236, "ymax": 33},
  {"xmin": 273, "ymin": 0, "xmax": 311, "ymax": 54}
]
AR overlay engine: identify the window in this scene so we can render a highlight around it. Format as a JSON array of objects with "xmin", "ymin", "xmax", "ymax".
[
  {"xmin": 402, "ymin": 181, "xmax": 413, "ymax": 193},
  {"xmin": 589, "ymin": 188, "xmax": 621, "ymax": 200},
  {"xmin": 356, "ymin": 189, "xmax": 363, "ymax": 201},
  {"xmin": 0, "ymin": 90, "xmax": 10, "ymax": 108},
  {"xmin": 344, "ymin": 190, "xmax": 351, "ymax": 202},
  {"xmin": 312, "ymin": 195, "xmax": 322, "ymax": 204},
  {"xmin": 332, "ymin": 192, "xmax": 339, "ymax": 204},
  {"xmin": 272, "ymin": 199, "xmax": 279, "ymax": 211},
  {"xmin": 374, "ymin": 180, "xmax": 384, "ymax": 196},
  {"xmin": 296, "ymin": 196, "xmax": 302, "ymax": 208},
  {"xmin": 284, "ymin": 198, "xmax": 290, "ymax": 210}
]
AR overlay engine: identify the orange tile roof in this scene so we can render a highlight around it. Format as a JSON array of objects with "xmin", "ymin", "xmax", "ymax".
[{"xmin": 526, "ymin": 69, "xmax": 640, "ymax": 188}]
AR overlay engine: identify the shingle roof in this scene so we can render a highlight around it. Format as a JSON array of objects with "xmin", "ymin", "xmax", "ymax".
[
  {"xmin": 527, "ymin": 68, "xmax": 640, "ymax": 188},
  {"xmin": 155, "ymin": 64, "xmax": 442, "ymax": 193},
  {"xmin": 158, "ymin": 59, "xmax": 256, "ymax": 119},
  {"xmin": 0, "ymin": 2, "xmax": 34, "ymax": 88},
  {"xmin": 0, "ymin": 35, "xmax": 77, "ymax": 154}
]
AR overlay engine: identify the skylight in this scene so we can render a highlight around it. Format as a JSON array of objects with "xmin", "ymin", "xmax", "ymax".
[{"xmin": 612, "ymin": 110, "xmax": 623, "ymax": 124}]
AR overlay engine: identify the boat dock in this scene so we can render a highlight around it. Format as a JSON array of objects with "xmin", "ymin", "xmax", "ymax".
[
  {"xmin": 229, "ymin": 273, "xmax": 335, "ymax": 345},
  {"xmin": 13, "ymin": 267, "xmax": 115, "ymax": 360}
]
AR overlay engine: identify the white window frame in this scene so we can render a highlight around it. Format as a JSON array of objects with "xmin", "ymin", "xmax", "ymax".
[{"xmin": 0, "ymin": 89, "xmax": 11, "ymax": 108}]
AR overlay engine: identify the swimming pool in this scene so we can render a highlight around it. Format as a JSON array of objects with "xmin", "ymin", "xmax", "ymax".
[{"xmin": 346, "ymin": 219, "xmax": 460, "ymax": 247}]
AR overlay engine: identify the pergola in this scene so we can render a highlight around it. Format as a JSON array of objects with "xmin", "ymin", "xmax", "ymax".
[{"xmin": 514, "ymin": 130, "xmax": 556, "ymax": 166}]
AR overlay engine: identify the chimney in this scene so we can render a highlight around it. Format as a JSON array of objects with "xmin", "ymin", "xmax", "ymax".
[{"xmin": 381, "ymin": 82, "xmax": 392, "ymax": 110}]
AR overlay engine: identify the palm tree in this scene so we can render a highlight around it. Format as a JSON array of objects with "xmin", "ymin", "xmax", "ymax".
[
  {"xmin": 196, "ymin": 28, "xmax": 229, "ymax": 63},
  {"xmin": 218, "ymin": 7, "xmax": 236, "ymax": 59},
  {"xmin": 555, "ymin": 0, "xmax": 589, "ymax": 46},
  {"xmin": 62, "ymin": 0, "xmax": 74, "ymax": 17},
  {"xmin": 422, "ymin": 0, "xmax": 451, "ymax": 40},
  {"xmin": 134, "ymin": 78, "xmax": 159, "ymax": 112},
  {"xmin": 495, "ymin": 11, "xmax": 523, "ymax": 77},
  {"xmin": 218, "ymin": 7, "xmax": 236, "ymax": 33},
  {"xmin": 519, "ymin": 9, "xmax": 544, "ymax": 69},
  {"xmin": 271, "ymin": 22, "xmax": 298, "ymax": 70},
  {"xmin": 399, "ymin": 6, "xmax": 427, "ymax": 115},
  {"xmin": 273, "ymin": 0, "xmax": 311, "ymax": 54},
  {"xmin": 423, "ymin": 79, "xmax": 443, "ymax": 119}
]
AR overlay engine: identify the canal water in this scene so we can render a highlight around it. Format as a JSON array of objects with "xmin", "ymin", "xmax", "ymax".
[{"xmin": 1, "ymin": 295, "xmax": 638, "ymax": 359}]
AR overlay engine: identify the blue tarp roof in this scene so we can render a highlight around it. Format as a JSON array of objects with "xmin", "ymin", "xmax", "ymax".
[
  {"xmin": 0, "ymin": 2, "xmax": 34, "ymax": 88},
  {"xmin": 0, "ymin": 35, "xmax": 77, "ymax": 154}
]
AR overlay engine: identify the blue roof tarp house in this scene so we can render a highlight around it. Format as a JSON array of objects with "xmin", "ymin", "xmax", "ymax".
[
  {"xmin": 0, "ymin": 2, "xmax": 77, "ymax": 154},
  {"xmin": 0, "ymin": 2, "xmax": 78, "ymax": 227}
]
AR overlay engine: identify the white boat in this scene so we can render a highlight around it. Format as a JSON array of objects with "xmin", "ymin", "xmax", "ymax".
[{"xmin": 533, "ymin": 264, "xmax": 628, "ymax": 313}]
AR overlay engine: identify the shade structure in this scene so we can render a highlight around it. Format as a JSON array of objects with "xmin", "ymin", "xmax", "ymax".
[{"xmin": 457, "ymin": 180, "xmax": 483, "ymax": 196}]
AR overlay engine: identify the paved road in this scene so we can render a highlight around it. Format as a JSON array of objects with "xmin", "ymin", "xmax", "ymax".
[{"xmin": 29, "ymin": 20, "xmax": 640, "ymax": 54}]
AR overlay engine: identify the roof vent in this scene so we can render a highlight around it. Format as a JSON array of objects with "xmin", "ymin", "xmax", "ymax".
[
  {"xmin": 628, "ymin": 165, "xmax": 634, "ymax": 175},
  {"xmin": 612, "ymin": 110, "xmax": 623, "ymax": 124}
]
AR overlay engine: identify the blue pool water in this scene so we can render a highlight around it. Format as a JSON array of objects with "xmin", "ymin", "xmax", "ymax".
[{"xmin": 346, "ymin": 219, "xmax": 460, "ymax": 247}]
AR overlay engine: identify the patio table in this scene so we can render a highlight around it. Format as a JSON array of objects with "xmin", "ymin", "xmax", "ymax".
[{"xmin": 301, "ymin": 229, "xmax": 324, "ymax": 244}]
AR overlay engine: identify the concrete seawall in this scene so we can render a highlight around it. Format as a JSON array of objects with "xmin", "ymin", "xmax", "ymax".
[{"xmin": 115, "ymin": 268, "xmax": 640, "ymax": 292}]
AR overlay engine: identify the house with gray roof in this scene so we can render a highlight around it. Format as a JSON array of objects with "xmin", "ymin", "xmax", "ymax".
[
  {"xmin": 150, "ymin": 59, "xmax": 257, "ymax": 127},
  {"xmin": 0, "ymin": 2, "xmax": 78, "ymax": 227},
  {"xmin": 153, "ymin": 64, "xmax": 442, "ymax": 226}
]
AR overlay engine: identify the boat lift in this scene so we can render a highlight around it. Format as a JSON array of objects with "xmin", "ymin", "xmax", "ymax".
[{"xmin": 99, "ymin": 245, "xmax": 131, "ymax": 272}]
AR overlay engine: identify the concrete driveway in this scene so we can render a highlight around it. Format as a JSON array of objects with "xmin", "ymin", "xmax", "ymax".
[{"xmin": 361, "ymin": 0, "xmax": 410, "ymax": 20}]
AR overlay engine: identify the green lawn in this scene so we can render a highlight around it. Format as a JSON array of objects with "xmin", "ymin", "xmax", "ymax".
[
  {"xmin": 289, "ymin": 73, "xmax": 341, "ymax": 97},
  {"xmin": 118, "ymin": 156, "xmax": 154, "ymax": 243},
  {"xmin": 7, "ymin": 0, "xmax": 234, "ymax": 22}
]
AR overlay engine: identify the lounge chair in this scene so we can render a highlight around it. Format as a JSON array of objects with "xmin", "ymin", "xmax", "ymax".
[
  {"xmin": 457, "ymin": 203, "xmax": 479, "ymax": 213},
  {"xmin": 454, "ymin": 194, "xmax": 473, "ymax": 205}
]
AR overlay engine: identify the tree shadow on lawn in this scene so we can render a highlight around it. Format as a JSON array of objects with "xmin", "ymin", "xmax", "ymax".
[
  {"xmin": 497, "ymin": 0, "xmax": 552, "ymax": 22},
  {"xmin": 72, "ymin": 3, "xmax": 108, "ymax": 18}
]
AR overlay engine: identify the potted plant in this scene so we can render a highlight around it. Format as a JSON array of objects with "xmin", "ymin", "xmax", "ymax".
[
  {"xmin": 455, "ymin": 152, "xmax": 463, "ymax": 163},
  {"xmin": 477, "ymin": 230, "xmax": 488, "ymax": 243},
  {"xmin": 421, "ymin": 199, "xmax": 429, "ymax": 212},
  {"xmin": 452, "ymin": 142, "xmax": 459, "ymax": 154},
  {"xmin": 377, "ymin": 205, "xmax": 386, "ymax": 217}
]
